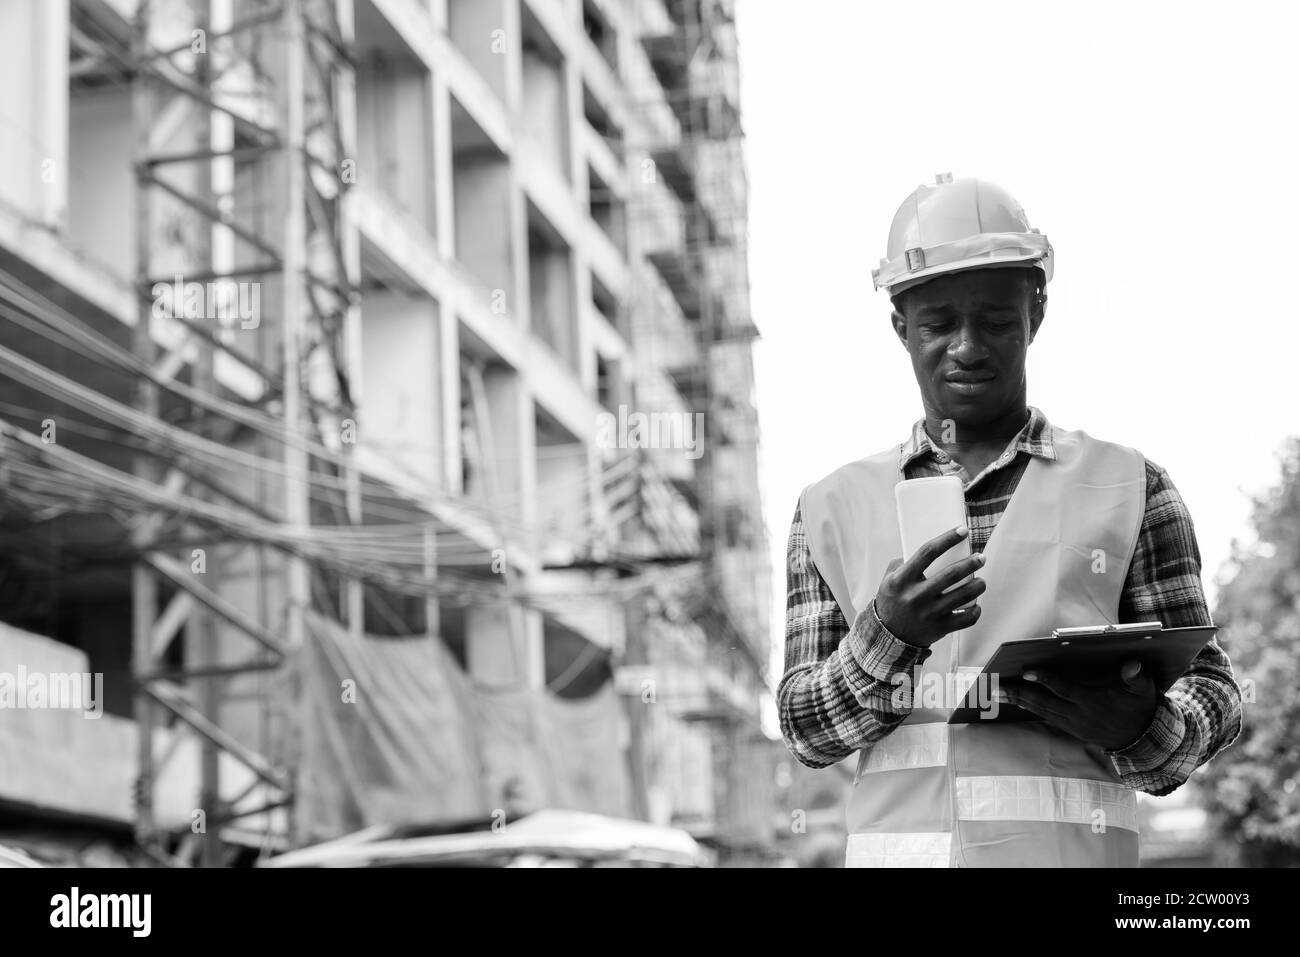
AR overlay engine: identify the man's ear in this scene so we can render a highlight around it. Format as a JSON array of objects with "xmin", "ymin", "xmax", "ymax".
[
  {"xmin": 1028, "ymin": 292, "xmax": 1047, "ymax": 343},
  {"xmin": 891, "ymin": 309, "xmax": 909, "ymax": 347}
]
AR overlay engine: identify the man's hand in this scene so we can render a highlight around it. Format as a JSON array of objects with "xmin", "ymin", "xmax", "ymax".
[
  {"xmin": 875, "ymin": 525, "xmax": 986, "ymax": 649},
  {"xmin": 1001, "ymin": 661, "xmax": 1160, "ymax": 751}
]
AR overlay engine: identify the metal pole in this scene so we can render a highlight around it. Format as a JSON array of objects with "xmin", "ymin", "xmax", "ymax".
[
  {"xmin": 191, "ymin": 0, "xmax": 224, "ymax": 869},
  {"xmin": 622, "ymin": 590, "xmax": 652, "ymax": 821},
  {"xmin": 282, "ymin": 0, "xmax": 311, "ymax": 657},
  {"xmin": 423, "ymin": 525, "xmax": 440, "ymax": 640},
  {"xmin": 336, "ymin": 0, "xmax": 366, "ymax": 642},
  {"xmin": 130, "ymin": 0, "xmax": 160, "ymax": 860}
]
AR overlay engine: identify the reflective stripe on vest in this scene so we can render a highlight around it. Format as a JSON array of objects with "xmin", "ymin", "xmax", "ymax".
[
  {"xmin": 800, "ymin": 426, "xmax": 1147, "ymax": 868},
  {"xmin": 956, "ymin": 775, "xmax": 1139, "ymax": 832},
  {"xmin": 845, "ymin": 832, "xmax": 951, "ymax": 868},
  {"xmin": 854, "ymin": 721, "xmax": 948, "ymax": 781}
]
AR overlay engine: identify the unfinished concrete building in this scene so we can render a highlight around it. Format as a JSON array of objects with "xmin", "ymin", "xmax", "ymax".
[{"xmin": 0, "ymin": 0, "xmax": 770, "ymax": 865}]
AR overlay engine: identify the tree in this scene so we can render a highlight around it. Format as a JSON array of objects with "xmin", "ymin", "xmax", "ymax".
[{"xmin": 1201, "ymin": 436, "xmax": 1300, "ymax": 866}]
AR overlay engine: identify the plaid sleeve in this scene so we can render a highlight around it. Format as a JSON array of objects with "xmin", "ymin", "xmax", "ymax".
[
  {"xmin": 777, "ymin": 499, "xmax": 931, "ymax": 769},
  {"xmin": 1107, "ymin": 461, "xmax": 1243, "ymax": 795}
]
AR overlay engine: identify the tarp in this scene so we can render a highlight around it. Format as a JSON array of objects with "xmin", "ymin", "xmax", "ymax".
[
  {"xmin": 295, "ymin": 612, "xmax": 630, "ymax": 843},
  {"xmin": 262, "ymin": 808, "xmax": 711, "ymax": 868},
  {"xmin": 0, "ymin": 621, "xmax": 276, "ymax": 833}
]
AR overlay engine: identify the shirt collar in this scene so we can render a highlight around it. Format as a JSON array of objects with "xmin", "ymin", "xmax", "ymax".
[{"xmin": 898, "ymin": 406, "xmax": 1057, "ymax": 470}]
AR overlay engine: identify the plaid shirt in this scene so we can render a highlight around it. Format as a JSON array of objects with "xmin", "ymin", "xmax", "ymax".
[{"xmin": 779, "ymin": 407, "xmax": 1242, "ymax": 797}]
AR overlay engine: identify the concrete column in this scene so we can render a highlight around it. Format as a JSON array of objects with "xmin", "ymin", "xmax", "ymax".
[
  {"xmin": 439, "ymin": 308, "xmax": 462, "ymax": 495},
  {"xmin": 508, "ymin": 171, "xmax": 530, "ymax": 329},
  {"xmin": 566, "ymin": 34, "xmax": 597, "ymax": 393},
  {"xmin": 429, "ymin": 0, "xmax": 449, "ymax": 31},
  {"xmin": 432, "ymin": 71, "xmax": 455, "ymax": 261},
  {"xmin": 502, "ymin": 0, "xmax": 523, "ymax": 113},
  {"xmin": 0, "ymin": 0, "xmax": 69, "ymax": 228}
]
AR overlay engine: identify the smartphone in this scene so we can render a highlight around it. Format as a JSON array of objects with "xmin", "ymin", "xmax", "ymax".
[{"xmin": 894, "ymin": 476, "xmax": 972, "ymax": 588}]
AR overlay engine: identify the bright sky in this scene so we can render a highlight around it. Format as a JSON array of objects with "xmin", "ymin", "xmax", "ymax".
[{"xmin": 737, "ymin": 0, "xmax": 1300, "ymax": 688}]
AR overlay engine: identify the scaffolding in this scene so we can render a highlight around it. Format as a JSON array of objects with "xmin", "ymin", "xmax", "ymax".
[
  {"xmin": 620, "ymin": 0, "xmax": 774, "ymax": 855},
  {"xmin": 117, "ymin": 0, "xmax": 358, "ymax": 864},
  {"xmin": 0, "ymin": 0, "xmax": 773, "ymax": 865}
]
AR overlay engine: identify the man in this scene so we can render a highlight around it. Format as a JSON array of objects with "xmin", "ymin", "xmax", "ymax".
[{"xmin": 779, "ymin": 175, "xmax": 1242, "ymax": 867}]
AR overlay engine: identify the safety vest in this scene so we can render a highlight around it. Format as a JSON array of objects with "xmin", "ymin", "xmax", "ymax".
[{"xmin": 800, "ymin": 426, "xmax": 1147, "ymax": 867}]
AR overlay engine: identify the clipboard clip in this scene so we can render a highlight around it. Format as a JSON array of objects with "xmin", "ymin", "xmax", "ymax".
[{"xmin": 1051, "ymin": 621, "xmax": 1163, "ymax": 639}]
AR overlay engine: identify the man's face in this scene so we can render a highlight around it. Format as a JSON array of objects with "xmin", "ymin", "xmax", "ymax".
[{"xmin": 891, "ymin": 267, "xmax": 1043, "ymax": 427}]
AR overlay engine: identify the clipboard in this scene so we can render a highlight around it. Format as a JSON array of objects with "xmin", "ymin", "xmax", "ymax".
[{"xmin": 947, "ymin": 622, "xmax": 1218, "ymax": 724}]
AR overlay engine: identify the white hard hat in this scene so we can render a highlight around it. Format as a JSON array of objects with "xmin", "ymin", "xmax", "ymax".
[{"xmin": 872, "ymin": 174, "xmax": 1053, "ymax": 297}]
